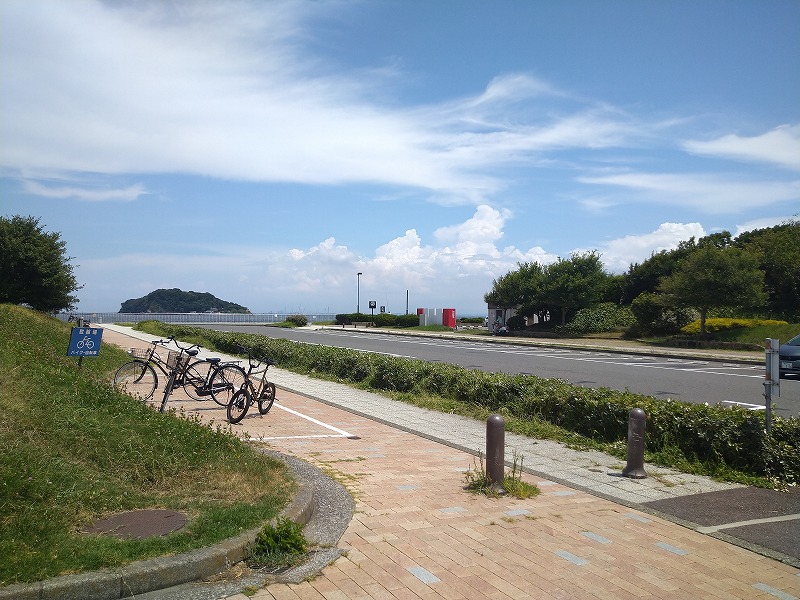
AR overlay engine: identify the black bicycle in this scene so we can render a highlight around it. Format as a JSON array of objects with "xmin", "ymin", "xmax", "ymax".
[
  {"xmin": 226, "ymin": 345, "xmax": 277, "ymax": 424},
  {"xmin": 113, "ymin": 338, "xmax": 243, "ymax": 406}
]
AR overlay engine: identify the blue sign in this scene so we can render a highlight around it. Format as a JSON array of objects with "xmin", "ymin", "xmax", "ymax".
[{"xmin": 68, "ymin": 327, "xmax": 104, "ymax": 357}]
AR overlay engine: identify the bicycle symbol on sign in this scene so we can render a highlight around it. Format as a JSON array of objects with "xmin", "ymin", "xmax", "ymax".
[{"xmin": 76, "ymin": 336, "xmax": 95, "ymax": 350}]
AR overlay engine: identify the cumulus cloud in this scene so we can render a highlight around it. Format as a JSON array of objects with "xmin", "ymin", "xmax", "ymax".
[
  {"xmin": 683, "ymin": 124, "xmax": 800, "ymax": 171},
  {"xmin": 595, "ymin": 222, "xmax": 707, "ymax": 272},
  {"xmin": 77, "ymin": 204, "xmax": 560, "ymax": 312}
]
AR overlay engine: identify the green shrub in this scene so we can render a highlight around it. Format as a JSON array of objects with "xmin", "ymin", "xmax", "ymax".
[
  {"xmin": 680, "ymin": 317, "xmax": 788, "ymax": 335},
  {"xmin": 507, "ymin": 315, "xmax": 526, "ymax": 331},
  {"xmin": 286, "ymin": 314, "xmax": 308, "ymax": 327},
  {"xmin": 395, "ymin": 314, "xmax": 421, "ymax": 327},
  {"xmin": 630, "ymin": 292, "xmax": 697, "ymax": 335},
  {"xmin": 459, "ymin": 317, "xmax": 485, "ymax": 324},
  {"xmin": 562, "ymin": 302, "xmax": 635, "ymax": 335},
  {"xmin": 335, "ymin": 312, "xmax": 419, "ymax": 328}
]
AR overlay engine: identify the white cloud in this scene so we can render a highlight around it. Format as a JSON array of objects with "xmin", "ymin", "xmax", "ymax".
[
  {"xmin": 22, "ymin": 180, "xmax": 146, "ymax": 202},
  {"xmin": 0, "ymin": 1, "xmax": 640, "ymax": 205},
  {"xmin": 75, "ymin": 204, "xmax": 561, "ymax": 313},
  {"xmin": 594, "ymin": 222, "xmax": 707, "ymax": 272},
  {"xmin": 578, "ymin": 172, "xmax": 800, "ymax": 214},
  {"xmin": 733, "ymin": 216, "xmax": 795, "ymax": 237},
  {"xmin": 683, "ymin": 124, "xmax": 800, "ymax": 171}
]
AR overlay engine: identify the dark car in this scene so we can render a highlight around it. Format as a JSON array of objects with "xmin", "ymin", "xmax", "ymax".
[{"xmin": 779, "ymin": 333, "xmax": 800, "ymax": 379}]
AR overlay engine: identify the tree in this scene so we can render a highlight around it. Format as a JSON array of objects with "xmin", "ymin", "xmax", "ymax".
[
  {"xmin": 734, "ymin": 220, "xmax": 800, "ymax": 321},
  {"xmin": 658, "ymin": 245, "xmax": 766, "ymax": 335},
  {"xmin": 0, "ymin": 215, "xmax": 80, "ymax": 312},
  {"xmin": 541, "ymin": 252, "xmax": 608, "ymax": 325},
  {"xmin": 621, "ymin": 237, "xmax": 701, "ymax": 304},
  {"xmin": 484, "ymin": 261, "xmax": 552, "ymax": 326}
]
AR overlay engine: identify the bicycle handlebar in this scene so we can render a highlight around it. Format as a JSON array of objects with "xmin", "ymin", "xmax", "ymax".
[
  {"xmin": 235, "ymin": 343, "xmax": 274, "ymax": 367},
  {"xmin": 171, "ymin": 338, "xmax": 201, "ymax": 352},
  {"xmin": 147, "ymin": 337, "xmax": 200, "ymax": 352}
]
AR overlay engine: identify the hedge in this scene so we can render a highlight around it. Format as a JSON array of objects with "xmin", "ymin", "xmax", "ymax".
[
  {"xmin": 335, "ymin": 313, "xmax": 420, "ymax": 327},
  {"xmin": 680, "ymin": 318, "xmax": 788, "ymax": 335},
  {"xmin": 136, "ymin": 321, "xmax": 800, "ymax": 484}
]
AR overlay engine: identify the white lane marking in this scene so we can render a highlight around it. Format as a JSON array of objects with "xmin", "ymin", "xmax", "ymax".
[
  {"xmin": 316, "ymin": 331, "xmax": 762, "ymax": 378},
  {"xmin": 697, "ymin": 513, "xmax": 800, "ymax": 534}
]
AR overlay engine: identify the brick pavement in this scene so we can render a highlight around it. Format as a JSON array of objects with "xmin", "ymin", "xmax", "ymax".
[{"xmin": 102, "ymin": 328, "xmax": 800, "ymax": 600}]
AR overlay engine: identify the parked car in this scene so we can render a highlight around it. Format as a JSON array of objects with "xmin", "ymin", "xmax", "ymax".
[{"xmin": 779, "ymin": 333, "xmax": 800, "ymax": 378}]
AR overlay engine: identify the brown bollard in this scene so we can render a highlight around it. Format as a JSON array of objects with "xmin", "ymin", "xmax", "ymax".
[
  {"xmin": 622, "ymin": 407, "xmax": 648, "ymax": 479},
  {"xmin": 486, "ymin": 414, "xmax": 506, "ymax": 493}
]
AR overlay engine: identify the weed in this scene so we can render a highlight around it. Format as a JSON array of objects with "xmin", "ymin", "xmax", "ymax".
[
  {"xmin": 464, "ymin": 451, "xmax": 540, "ymax": 499},
  {"xmin": 249, "ymin": 517, "xmax": 308, "ymax": 569}
]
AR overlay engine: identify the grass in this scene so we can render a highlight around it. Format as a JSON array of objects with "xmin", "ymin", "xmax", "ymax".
[
  {"xmin": 0, "ymin": 305, "xmax": 294, "ymax": 586},
  {"xmin": 464, "ymin": 452, "xmax": 541, "ymax": 499},
  {"xmin": 712, "ymin": 324, "xmax": 799, "ymax": 345}
]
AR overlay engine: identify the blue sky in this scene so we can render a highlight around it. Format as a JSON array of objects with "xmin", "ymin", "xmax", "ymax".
[{"xmin": 2, "ymin": 1, "xmax": 798, "ymax": 315}]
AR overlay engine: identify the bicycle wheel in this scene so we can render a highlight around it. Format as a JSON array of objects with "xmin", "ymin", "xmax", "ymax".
[
  {"xmin": 182, "ymin": 360, "xmax": 212, "ymax": 400},
  {"xmin": 227, "ymin": 389, "xmax": 251, "ymax": 424},
  {"xmin": 210, "ymin": 364, "xmax": 247, "ymax": 407},
  {"xmin": 258, "ymin": 382, "xmax": 276, "ymax": 414},
  {"xmin": 113, "ymin": 360, "xmax": 157, "ymax": 401}
]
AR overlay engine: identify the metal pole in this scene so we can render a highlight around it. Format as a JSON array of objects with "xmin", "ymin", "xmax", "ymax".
[
  {"xmin": 357, "ymin": 272, "xmax": 362, "ymax": 315},
  {"xmin": 764, "ymin": 338, "xmax": 780, "ymax": 434},
  {"xmin": 622, "ymin": 408, "xmax": 648, "ymax": 479},
  {"xmin": 486, "ymin": 415, "xmax": 506, "ymax": 493}
]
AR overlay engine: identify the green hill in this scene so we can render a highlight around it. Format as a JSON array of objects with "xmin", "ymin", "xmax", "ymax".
[
  {"xmin": 119, "ymin": 288, "xmax": 250, "ymax": 313},
  {"xmin": 0, "ymin": 304, "xmax": 289, "ymax": 585}
]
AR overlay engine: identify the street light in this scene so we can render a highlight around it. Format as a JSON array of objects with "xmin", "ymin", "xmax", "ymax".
[{"xmin": 357, "ymin": 272, "xmax": 363, "ymax": 315}]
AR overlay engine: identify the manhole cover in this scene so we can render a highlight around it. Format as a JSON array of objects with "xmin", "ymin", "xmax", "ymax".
[{"xmin": 81, "ymin": 509, "xmax": 188, "ymax": 539}]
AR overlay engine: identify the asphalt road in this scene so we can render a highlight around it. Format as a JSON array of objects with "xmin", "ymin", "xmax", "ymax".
[{"xmin": 198, "ymin": 325, "xmax": 800, "ymax": 418}]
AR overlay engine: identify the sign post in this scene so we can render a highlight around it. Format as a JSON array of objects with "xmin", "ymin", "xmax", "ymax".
[
  {"xmin": 764, "ymin": 338, "xmax": 780, "ymax": 434},
  {"xmin": 68, "ymin": 326, "xmax": 104, "ymax": 366}
]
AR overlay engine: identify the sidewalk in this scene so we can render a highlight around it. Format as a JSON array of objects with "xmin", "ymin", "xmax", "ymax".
[{"xmin": 102, "ymin": 325, "xmax": 799, "ymax": 600}]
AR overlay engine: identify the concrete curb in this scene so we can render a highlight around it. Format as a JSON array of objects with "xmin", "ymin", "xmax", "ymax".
[{"xmin": 0, "ymin": 452, "xmax": 354, "ymax": 600}]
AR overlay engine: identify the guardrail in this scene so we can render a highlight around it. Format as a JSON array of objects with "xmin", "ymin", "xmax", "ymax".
[{"xmin": 57, "ymin": 312, "xmax": 337, "ymax": 324}]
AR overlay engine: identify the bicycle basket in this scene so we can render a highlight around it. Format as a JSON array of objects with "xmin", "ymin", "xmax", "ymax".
[
  {"xmin": 129, "ymin": 347, "xmax": 150, "ymax": 359},
  {"xmin": 166, "ymin": 350, "xmax": 190, "ymax": 370}
]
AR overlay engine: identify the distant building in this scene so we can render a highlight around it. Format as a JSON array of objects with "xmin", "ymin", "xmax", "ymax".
[{"xmin": 487, "ymin": 304, "xmax": 517, "ymax": 328}]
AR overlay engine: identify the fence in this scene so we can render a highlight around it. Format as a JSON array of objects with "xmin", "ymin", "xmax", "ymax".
[{"xmin": 57, "ymin": 312, "xmax": 338, "ymax": 325}]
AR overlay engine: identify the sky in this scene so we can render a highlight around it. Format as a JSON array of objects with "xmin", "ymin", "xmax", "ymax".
[{"xmin": 1, "ymin": 1, "xmax": 798, "ymax": 316}]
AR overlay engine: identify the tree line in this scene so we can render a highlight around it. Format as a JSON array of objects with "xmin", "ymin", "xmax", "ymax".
[{"xmin": 484, "ymin": 220, "xmax": 799, "ymax": 335}]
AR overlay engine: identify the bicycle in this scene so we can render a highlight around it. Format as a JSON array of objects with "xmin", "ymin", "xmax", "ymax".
[
  {"xmin": 113, "ymin": 338, "xmax": 243, "ymax": 407},
  {"xmin": 226, "ymin": 345, "xmax": 277, "ymax": 424}
]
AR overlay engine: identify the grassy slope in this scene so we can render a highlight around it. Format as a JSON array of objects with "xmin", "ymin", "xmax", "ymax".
[{"xmin": 0, "ymin": 305, "xmax": 293, "ymax": 586}]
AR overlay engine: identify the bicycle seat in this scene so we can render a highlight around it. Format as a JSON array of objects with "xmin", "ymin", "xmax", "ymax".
[
  {"xmin": 206, "ymin": 357, "xmax": 221, "ymax": 364},
  {"xmin": 187, "ymin": 349, "xmax": 199, "ymax": 357}
]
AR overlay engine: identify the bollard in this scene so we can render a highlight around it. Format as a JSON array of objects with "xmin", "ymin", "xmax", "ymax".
[
  {"xmin": 622, "ymin": 408, "xmax": 648, "ymax": 479},
  {"xmin": 486, "ymin": 414, "xmax": 506, "ymax": 493}
]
